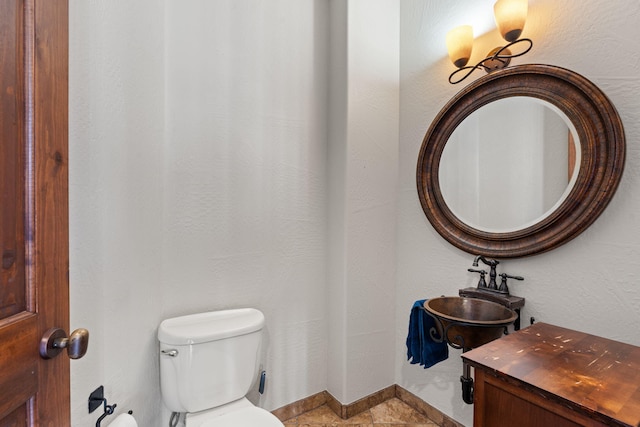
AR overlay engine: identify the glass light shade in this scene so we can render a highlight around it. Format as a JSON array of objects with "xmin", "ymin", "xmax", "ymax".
[
  {"xmin": 446, "ymin": 25, "xmax": 473, "ymax": 68},
  {"xmin": 494, "ymin": 0, "xmax": 528, "ymax": 42}
]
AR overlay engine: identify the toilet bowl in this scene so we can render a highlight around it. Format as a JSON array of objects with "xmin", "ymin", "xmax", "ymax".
[
  {"xmin": 186, "ymin": 398, "xmax": 283, "ymax": 427},
  {"xmin": 158, "ymin": 308, "xmax": 284, "ymax": 427}
]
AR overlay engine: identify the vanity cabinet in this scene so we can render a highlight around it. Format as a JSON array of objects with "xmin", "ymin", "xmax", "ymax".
[{"xmin": 462, "ymin": 323, "xmax": 640, "ymax": 427}]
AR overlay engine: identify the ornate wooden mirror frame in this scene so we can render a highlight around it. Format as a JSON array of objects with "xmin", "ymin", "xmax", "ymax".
[{"xmin": 416, "ymin": 64, "xmax": 625, "ymax": 258}]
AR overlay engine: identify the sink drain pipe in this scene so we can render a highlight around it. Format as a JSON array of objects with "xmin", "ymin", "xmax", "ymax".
[{"xmin": 461, "ymin": 361, "xmax": 474, "ymax": 404}]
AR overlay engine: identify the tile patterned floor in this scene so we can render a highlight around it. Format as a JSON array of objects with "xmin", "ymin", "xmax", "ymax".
[{"xmin": 282, "ymin": 398, "xmax": 440, "ymax": 426}]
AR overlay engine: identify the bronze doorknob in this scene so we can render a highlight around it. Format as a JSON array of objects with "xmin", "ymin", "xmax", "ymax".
[{"xmin": 40, "ymin": 327, "xmax": 89, "ymax": 359}]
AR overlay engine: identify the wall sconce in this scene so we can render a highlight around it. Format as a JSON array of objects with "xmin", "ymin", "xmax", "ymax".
[{"xmin": 447, "ymin": 0, "xmax": 532, "ymax": 84}]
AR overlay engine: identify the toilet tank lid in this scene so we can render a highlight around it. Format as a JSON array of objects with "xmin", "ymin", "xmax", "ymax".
[{"xmin": 158, "ymin": 308, "xmax": 265, "ymax": 345}]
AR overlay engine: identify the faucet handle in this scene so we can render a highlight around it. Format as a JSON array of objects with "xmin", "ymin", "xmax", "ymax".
[
  {"xmin": 468, "ymin": 268, "xmax": 488, "ymax": 289},
  {"xmin": 498, "ymin": 273, "xmax": 524, "ymax": 294},
  {"xmin": 501, "ymin": 273, "xmax": 524, "ymax": 281}
]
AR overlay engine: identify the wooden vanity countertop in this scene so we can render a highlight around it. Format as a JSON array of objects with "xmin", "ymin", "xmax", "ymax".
[{"xmin": 463, "ymin": 322, "xmax": 640, "ymax": 427}]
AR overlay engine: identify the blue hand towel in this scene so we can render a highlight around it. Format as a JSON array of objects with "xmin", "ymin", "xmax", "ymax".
[{"xmin": 406, "ymin": 299, "xmax": 448, "ymax": 368}]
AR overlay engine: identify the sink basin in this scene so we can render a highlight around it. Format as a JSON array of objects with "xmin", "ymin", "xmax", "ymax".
[{"xmin": 424, "ymin": 297, "xmax": 517, "ymax": 350}]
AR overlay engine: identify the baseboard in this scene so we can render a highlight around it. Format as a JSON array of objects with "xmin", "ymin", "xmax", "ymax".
[
  {"xmin": 324, "ymin": 385, "xmax": 396, "ymax": 419},
  {"xmin": 270, "ymin": 391, "xmax": 328, "ymax": 422},
  {"xmin": 271, "ymin": 384, "xmax": 465, "ymax": 427}
]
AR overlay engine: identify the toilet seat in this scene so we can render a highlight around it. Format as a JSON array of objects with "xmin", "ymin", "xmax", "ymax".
[
  {"xmin": 199, "ymin": 406, "xmax": 283, "ymax": 427},
  {"xmin": 186, "ymin": 398, "xmax": 284, "ymax": 427}
]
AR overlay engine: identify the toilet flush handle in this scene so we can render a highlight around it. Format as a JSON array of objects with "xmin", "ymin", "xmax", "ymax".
[{"xmin": 161, "ymin": 349, "xmax": 179, "ymax": 357}]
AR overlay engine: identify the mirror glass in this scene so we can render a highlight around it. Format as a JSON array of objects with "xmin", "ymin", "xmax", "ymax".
[{"xmin": 439, "ymin": 97, "xmax": 580, "ymax": 232}]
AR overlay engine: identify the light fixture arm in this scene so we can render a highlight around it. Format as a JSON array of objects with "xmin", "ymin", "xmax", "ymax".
[{"xmin": 448, "ymin": 38, "xmax": 533, "ymax": 84}]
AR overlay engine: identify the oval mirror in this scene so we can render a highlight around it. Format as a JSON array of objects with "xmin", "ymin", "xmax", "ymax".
[{"xmin": 417, "ymin": 65, "xmax": 625, "ymax": 258}]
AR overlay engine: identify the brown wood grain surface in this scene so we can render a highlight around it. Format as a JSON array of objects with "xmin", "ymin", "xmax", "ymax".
[
  {"xmin": 0, "ymin": 0, "xmax": 70, "ymax": 424},
  {"xmin": 464, "ymin": 322, "xmax": 640, "ymax": 427}
]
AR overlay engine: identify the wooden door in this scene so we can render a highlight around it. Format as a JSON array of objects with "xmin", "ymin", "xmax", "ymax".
[{"xmin": 0, "ymin": 0, "xmax": 70, "ymax": 425}]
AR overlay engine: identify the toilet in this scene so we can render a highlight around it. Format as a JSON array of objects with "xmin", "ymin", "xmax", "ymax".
[{"xmin": 158, "ymin": 308, "xmax": 284, "ymax": 427}]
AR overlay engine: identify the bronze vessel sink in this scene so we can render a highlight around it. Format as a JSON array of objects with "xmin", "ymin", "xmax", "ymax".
[{"xmin": 424, "ymin": 297, "xmax": 517, "ymax": 350}]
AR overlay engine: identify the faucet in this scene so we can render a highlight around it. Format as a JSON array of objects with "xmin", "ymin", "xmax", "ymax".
[{"xmin": 472, "ymin": 255, "xmax": 499, "ymax": 290}]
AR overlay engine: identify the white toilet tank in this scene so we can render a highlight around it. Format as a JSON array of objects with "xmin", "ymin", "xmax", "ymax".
[{"xmin": 158, "ymin": 308, "xmax": 265, "ymax": 414}]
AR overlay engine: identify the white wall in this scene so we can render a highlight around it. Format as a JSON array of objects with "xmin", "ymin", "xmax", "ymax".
[
  {"xmin": 70, "ymin": 0, "xmax": 399, "ymax": 424},
  {"xmin": 397, "ymin": 1, "xmax": 640, "ymax": 425},
  {"xmin": 327, "ymin": 0, "xmax": 399, "ymax": 404},
  {"xmin": 70, "ymin": 1, "xmax": 331, "ymax": 425},
  {"xmin": 161, "ymin": 0, "xmax": 330, "ymax": 417},
  {"xmin": 69, "ymin": 1, "xmax": 165, "ymax": 426}
]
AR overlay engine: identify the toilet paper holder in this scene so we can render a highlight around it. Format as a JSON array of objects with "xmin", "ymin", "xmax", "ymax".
[{"xmin": 89, "ymin": 385, "xmax": 133, "ymax": 427}]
